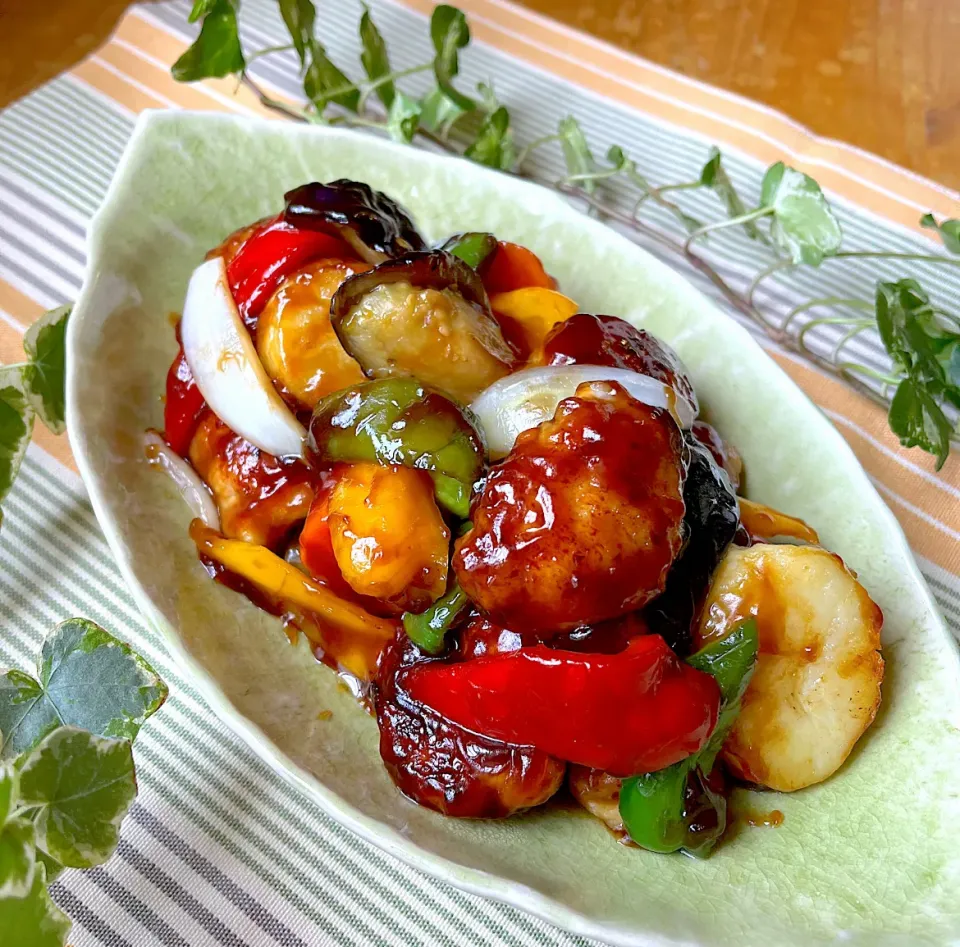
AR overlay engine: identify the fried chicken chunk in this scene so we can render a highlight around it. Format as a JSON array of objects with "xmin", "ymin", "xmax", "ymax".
[
  {"xmin": 454, "ymin": 382, "xmax": 687, "ymax": 635},
  {"xmin": 188, "ymin": 410, "xmax": 317, "ymax": 548},
  {"xmin": 376, "ymin": 631, "xmax": 565, "ymax": 818}
]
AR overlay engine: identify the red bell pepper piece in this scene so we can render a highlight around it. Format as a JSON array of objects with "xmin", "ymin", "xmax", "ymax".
[
  {"xmin": 401, "ymin": 635, "xmax": 720, "ymax": 776},
  {"xmin": 226, "ymin": 216, "xmax": 355, "ymax": 327},
  {"xmin": 164, "ymin": 343, "xmax": 207, "ymax": 457},
  {"xmin": 481, "ymin": 241, "xmax": 555, "ymax": 295}
]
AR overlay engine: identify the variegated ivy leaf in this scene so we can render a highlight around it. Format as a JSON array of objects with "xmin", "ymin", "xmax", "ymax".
[
  {"xmin": 0, "ymin": 671, "xmax": 60, "ymax": 762},
  {"xmin": 0, "ymin": 861, "xmax": 71, "ymax": 947},
  {"xmin": 0, "ymin": 366, "xmax": 35, "ymax": 508},
  {"xmin": 0, "ymin": 818, "xmax": 36, "ymax": 899},
  {"xmin": 0, "ymin": 759, "xmax": 17, "ymax": 823},
  {"xmin": 22, "ymin": 305, "xmax": 69, "ymax": 435},
  {"xmin": 17, "ymin": 727, "xmax": 137, "ymax": 869},
  {"xmin": 0, "ymin": 619, "xmax": 168, "ymax": 759}
]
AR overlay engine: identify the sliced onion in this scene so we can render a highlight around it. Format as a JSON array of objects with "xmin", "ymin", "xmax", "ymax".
[
  {"xmin": 144, "ymin": 431, "xmax": 220, "ymax": 529},
  {"xmin": 470, "ymin": 365, "xmax": 697, "ymax": 459},
  {"xmin": 180, "ymin": 257, "xmax": 306, "ymax": 458}
]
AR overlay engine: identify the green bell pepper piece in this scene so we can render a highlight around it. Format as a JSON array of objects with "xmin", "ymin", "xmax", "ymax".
[
  {"xmin": 441, "ymin": 232, "xmax": 498, "ymax": 270},
  {"xmin": 402, "ymin": 581, "xmax": 470, "ymax": 654},
  {"xmin": 308, "ymin": 377, "xmax": 484, "ymax": 518},
  {"xmin": 619, "ymin": 619, "xmax": 758, "ymax": 856}
]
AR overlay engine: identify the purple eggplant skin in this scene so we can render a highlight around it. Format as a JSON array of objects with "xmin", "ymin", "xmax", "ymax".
[
  {"xmin": 331, "ymin": 249, "xmax": 493, "ymax": 318},
  {"xmin": 283, "ymin": 180, "xmax": 426, "ymax": 263},
  {"xmin": 328, "ymin": 250, "xmax": 515, "ymax": 404}
]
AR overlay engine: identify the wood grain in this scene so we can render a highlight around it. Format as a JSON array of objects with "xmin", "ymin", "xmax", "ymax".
[
  {"xmin": 1, "ymin": 0, "xmax": 957, "ymax": 189},
  {"xmin": 516, "ymin": 0, "xmax": 960, "ymax": 189}
]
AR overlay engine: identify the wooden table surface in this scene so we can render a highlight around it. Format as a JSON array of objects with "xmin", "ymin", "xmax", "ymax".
[{"xmin": 1, "ymin": 0, "xmax": 958, "ymax": 190}]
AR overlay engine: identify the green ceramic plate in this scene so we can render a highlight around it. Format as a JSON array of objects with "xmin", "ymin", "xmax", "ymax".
[{"xmin": 66, "ymin": 111, "xmax": 960, "ymax": 947}]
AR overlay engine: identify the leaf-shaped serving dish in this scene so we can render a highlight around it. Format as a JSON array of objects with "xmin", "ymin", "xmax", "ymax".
[{"xmin": 66, "ymin": 111, "xmax": 960, "ymax": 947}]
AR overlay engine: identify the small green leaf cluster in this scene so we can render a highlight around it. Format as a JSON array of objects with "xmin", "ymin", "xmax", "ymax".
[
  {"xmin": 0, "ymin": 305, "xmax": 70, "ymax": 522},
  {"xmin": 0, "ymin": 620, "xmax": 167, "ymax": 945},
  {"xmin": 879, "ymin": 279, "xmax": 960, "ymax": 469}
]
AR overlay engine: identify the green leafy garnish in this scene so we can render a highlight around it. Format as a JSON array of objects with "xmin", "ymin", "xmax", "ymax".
[
  {"xmin": 278, "ymin": 0, "xmax": 316, "ymax": 70},
  {"xmin": 760, "ymin": 162, "xmax": 842, "ymax": 265},
  {"xmin": 359, "ymin": 7, "xmax": 394, "ymax": 107},
  {"xmin": 875, "ymin": 279, "xmax": 959, "ymax": 469},
  {"xmin": 0, "ymin": 619, "xmax": 168, "ymax": 760},
  {"xmin": 430, "ymin": 5, "xmax": 474, "ymax": 111},
  {"xmin": 0, "ymin": 862, "xmax": 70, "ymax": 947},
  {"xmin": 0, "ymin": 623, "xmax": 166, "ymax": 943},
  {"xmin": 22, "ymin": 305, "xmax": 69, "ymax": 435},
  {"xmin": 18, "ymin": 728, "xmax": 137, "ymax": 870},
  {"xmin": 305, "ymin": 41, "xmax": 359, "ymax": 112},
  {"xmin": 172, "ymin": 0, "xmax": 245, "ymax": 82},
  {"xmin": 464, "ymin": 106, "xmax": 514, "ymax": 170},
  {"xmin": 920, "ymin": 213, "xmax": 960, "ymax": 255},
  {"xmin": 0, "ymin": 369, "xmax": 35, "ymax": 511},
  {"xmin": 386, "ymin": 92, "xmax": 422, "ymax": 143},
  {"xmin": 619, "ymin": 621, "xmax": 758, "ymax": 857},
  {"xmin": 419, "ymin": 86, "xmax": 467, "ymax": 133},
  {"xmin": 700, "ymin": 148, "xmax": 762, "ymax": 241},
  {"xmin": 558, "ymin": 116, "xmax": 596, "ymax": 193}
]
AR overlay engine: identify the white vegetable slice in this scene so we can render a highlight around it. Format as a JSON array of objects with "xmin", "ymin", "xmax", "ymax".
[
  {"xmin": 470, "ymin": 365, "xmax": 696, "ymax": 459},
  {"xmin": 144, "ymin": 431, "xmax": 220, "ymax": 529},
  {"xmin": 180, "ymin": 257, "xmax": 306, "ymax": 458}
]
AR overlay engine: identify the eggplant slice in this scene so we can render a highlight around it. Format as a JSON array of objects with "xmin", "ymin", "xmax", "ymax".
[
  {"xmin": 330, "ymin": 250, "xmax": 514, "ymax": 404},
  {"xmin": 283, "ymin": 180, "xmax": 426, "ymax": 263}
]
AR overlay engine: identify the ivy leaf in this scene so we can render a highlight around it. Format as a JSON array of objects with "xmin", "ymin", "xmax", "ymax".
[
  {"xmin": 0, "ymin": 619, "xmax": 167, "ymax": 760},
  {"xmin": 430, "ymin": 5, "xmax": 474, "ymax": 111},
  {"xmin": 22, "ymin": 305, "xmax": 69, "ymax": 435},
  {"xmin": 759, "ymin": 162, "xmax": 842, "ymax": 265},
  {"xmin": 0, "ymin": 761, "xmax": 16, "ymax": 823},
  {"xmin": 279, "ymin": 0, "xmax": 316, "ymax": 70},
  {"xmin": 889, "ymin": 378, "xmax": 952, "ymax": 470},
  {"xmin": 700, "ymin": 148, "xmax": 763, "ymax": 242},
  {"xmin": 920, "ymin": 213, "xmax": 960, "ymax": 255},
  {"xmin": 419, "ymin": 87, "xmax": 466, "ymax": 134},
  {"xmin": 0, "ymin": 818, "xmax": 36, "ymax": 899},
  {"xmin": 558, "ymin": 116, "xmax": 596, "ymax": 193},
  {"xmin": 34, "ymin": 850, "xmax": 63, "ymax": 884},
  {"xmin": 0, "ymin": 671, "xmax": 60, "ymax": 762},
  {"xmin": 304, "ymin": 40, "xmax": 359, "ymax": 112},
  {"xmin": 386, "ymin": 92, "xmax": 422, "ymax": 144},
  {"xmin": 0, "ymin": 367, "xmax": 35, "ymax": 509},
  {"xmin": 17, "ymin": 727, "xmax": 137, "ymax": 869},
  {"xmin": 359, "ymin": 7, "xmax": 393, "ymax": 108},
  {"xmin": 171, "ymin": 0, "xmax": 245, "ymax": 82},
  {"xmin": 464, "ymin": 107, "xmax": 514, "ymax": 170},
  {"xmin": 0, "ymin": 862, "xmax": 71, "ymax": 947}
]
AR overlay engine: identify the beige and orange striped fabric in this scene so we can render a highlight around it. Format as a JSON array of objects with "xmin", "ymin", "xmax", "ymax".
[{"xmin": 0, "ymin": 1, "xmax": 958, "ymax": 943}]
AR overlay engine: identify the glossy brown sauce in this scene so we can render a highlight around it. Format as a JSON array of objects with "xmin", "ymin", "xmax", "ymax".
[
  {"xmin": 188, "ymin": 410, "xmax": 319, "ymax": 549},
  {"xmin": 375, "ymin": 631, "xmax": 566, "ymax": 818},
  {"xmin": 542, "ymin": 313, "xmax": 698, "ymax": 415},
  {"xmin": 743, "ymin": 808, "xmax": 785, "ymax": 828},
  {"xmin": 454, "ymin": 385, "xmax": 687, "ymax": 634}
]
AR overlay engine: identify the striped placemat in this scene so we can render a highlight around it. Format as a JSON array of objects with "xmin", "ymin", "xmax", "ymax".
[{"xmin": 1, "ymin": 1, "xmax": 958, "ymax": 944}]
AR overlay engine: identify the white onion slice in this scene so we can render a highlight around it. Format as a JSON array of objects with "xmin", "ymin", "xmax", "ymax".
[
  {"xmin": 470, "ymin": 365, "xmax": 696, "ymax": 459},
  {"xmin": 180, "ymin": 257, "xmax": 306, "ymax": 458},
  {"xmin": 144, "ymin": 432, "xmax": 220, "ymax": 529}
]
